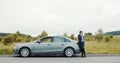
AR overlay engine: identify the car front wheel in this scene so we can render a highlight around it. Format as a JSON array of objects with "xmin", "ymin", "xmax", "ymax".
[
  {"xmin": 20, "ymin": 48, "xmax": 30, "ymax": 57},
  {"xmin": 64, "ymin": 48, "xmax": 74, "ymax": 57}
]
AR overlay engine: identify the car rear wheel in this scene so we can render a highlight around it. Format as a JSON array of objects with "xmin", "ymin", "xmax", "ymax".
[
  {"xmin": 20, "ymin": 48, "xmax": 30, "ymax": 57},
  {"xmin": 64, "ymin": 48, "xmax": 74, "ymax": 57}
]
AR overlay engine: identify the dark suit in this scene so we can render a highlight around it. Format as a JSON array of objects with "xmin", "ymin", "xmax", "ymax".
[{"xmin": 78, "ymin": 35, "xmax": 86, "ymax": 57}]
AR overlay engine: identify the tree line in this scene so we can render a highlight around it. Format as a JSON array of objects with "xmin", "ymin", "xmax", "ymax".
[
  {"xmin": 0, "ymin": 29, "xmax": 119, "ymax": 46},
  {"xmin": 0, "ymin": 31, "xmax": 48, "ymax": 45}
]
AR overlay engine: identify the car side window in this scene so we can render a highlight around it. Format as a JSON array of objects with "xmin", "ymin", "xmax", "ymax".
[
  {"xmin": 41, "ymin": 37, "xmax": 52, "ymax": 43},
  {"xmin": 64, "ymin": 38, "xmax": 71, "ymax": 42},
  {"xmin": 53, "ymin": 37, "xmax": 64, "ymax": 42}
]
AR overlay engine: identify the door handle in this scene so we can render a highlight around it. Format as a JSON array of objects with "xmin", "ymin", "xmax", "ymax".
[
  {"xmin": 61, "ymin": 44, "xmax": 64, "ymax": 46},
  {"xmin": 48, "ymin": 44, "xmax": 50, "ymax": 46}
]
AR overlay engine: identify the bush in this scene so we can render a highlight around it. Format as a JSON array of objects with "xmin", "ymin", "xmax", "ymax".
[
  {"xmin": 0, "ymin": 37, "xmax": 1, "ymax": 42},
  {"xmin": 103, "ymin": 35, "xmax": 112, "ymax": 42},
  {"xmin": 104, "ymin": 37, "xmax": 110, "ymax": 42},
  {"xmin": 15, "ymin": 36, "xmax": 23, "ymax": 42},
  {"xmin": 95, "ymin": 34, "xmax": 103, "ymax": 42},
  {"xmin": 84, "ymin": 32, "xmax": 93, "ymax": 41},
  {"xmin": 2, "ymin": 35, "xmax": 14, "ymax": 45},
  {"xmin": 111, "ymin": 36, "xmax": 120, "ymax": 42}
]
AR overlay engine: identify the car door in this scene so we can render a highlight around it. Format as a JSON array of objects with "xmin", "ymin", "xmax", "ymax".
[
  {"xmin": 50, "ymin": 36, "xmax": 65, "ymax": 52},
  {"xmin": 34, "ymin": 37, "xmax": 53, "ymax": 53}
]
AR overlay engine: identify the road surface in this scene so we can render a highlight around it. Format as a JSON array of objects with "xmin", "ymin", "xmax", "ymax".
[{"xmin": 0, "ymin": 55, "xmax": 120, "ymax": 63}]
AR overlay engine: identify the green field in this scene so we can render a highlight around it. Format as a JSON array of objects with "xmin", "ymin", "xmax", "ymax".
[
  {"xmin": 85, "ymin": 41, "xmax": 120, "ymax": 54},
  {"xmin": 0, "ymin": 41, "xmax": 120, "ymax": 55}
]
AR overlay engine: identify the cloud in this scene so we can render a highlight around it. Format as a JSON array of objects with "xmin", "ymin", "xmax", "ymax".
[{"xmin": 0, "ymin": 0, "xmax": 120, "ymax": 36}]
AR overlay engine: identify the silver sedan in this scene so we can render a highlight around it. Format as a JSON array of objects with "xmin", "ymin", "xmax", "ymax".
[{"xmin": 13, "ymin": 36, "xmax": 80, "ymax": 57}]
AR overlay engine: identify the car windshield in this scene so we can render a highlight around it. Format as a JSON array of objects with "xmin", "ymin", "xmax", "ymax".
[
  {"xmin": 40, "ymin": 37, "xmax": 52, "ymax": 43},
  {"xmin": 34, "ymin": 39, "xmax": 40, "ymax": 43}
]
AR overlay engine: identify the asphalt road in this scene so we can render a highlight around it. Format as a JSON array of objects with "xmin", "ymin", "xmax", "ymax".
[{"xmin": 0, "ymin": 55, "xmax": 120, "ymax": 63}]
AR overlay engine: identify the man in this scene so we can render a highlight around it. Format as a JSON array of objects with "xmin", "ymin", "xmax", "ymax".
[{"xmin": 78, "ymin": 31, "xmax": 86, "ymax": 57}]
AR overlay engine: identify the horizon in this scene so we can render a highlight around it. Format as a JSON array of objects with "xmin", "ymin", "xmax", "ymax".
[
  {"xmin": 0, "ymin": 30, "xmax": 119, "ymax": 37},
  {"xmin": 0, "ymin": 0, "xmax": 120, "ymax": 37}
]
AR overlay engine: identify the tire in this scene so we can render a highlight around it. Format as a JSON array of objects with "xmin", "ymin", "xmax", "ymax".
[
  {"xmin": 64, "ymin": 48, "xmax": 74, "ymax": 57},
  {"xmin": 20, "ymin": 47, "xmax": 30, "ymax": 57}
]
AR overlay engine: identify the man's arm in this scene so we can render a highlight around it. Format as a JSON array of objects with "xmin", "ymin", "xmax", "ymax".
[{"xmin": 78, "ymin": 35, "xmax": 81, "ymax": 42}]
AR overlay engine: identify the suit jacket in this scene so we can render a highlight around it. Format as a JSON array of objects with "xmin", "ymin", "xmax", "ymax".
[
  {"xmin": 78, "ymin": 35, "xmax": 82, "ymax": 43},
  {"xmin": 77, "ymin": 35, "xmax": 84, "ymax": 49}
]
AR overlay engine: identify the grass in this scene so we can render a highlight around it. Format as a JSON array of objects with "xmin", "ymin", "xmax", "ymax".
[
  {"xmin": 85, "ymin": 41, "xmax": 120, "ymax": 54},
  {"xmin": 0, "ymin": 41, "xmax": 120, "ymax": 55},
  {"xmin": 0, "ymin": 43, "xmax": 15, "ymax": 55}
]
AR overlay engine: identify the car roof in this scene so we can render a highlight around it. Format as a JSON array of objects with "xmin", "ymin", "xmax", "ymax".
[
  {"xmin": 41, "ymin": 35, "xmax": 66, "ymax": 38},
  {"xmin": 41, "ymin": 35, "xmax": 75, "ymax": 42}
]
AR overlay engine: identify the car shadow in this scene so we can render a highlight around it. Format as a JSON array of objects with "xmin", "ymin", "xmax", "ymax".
[
  {"xmin": 13, "ymin": 54, "xmax": 80, "ymax": 58},
  {"xmin": 13, "ymin": 54, "xmax": 120, "ymax": 58}
]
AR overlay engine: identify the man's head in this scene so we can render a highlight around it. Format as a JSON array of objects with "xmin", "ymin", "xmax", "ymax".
[{"xmin": 79, "ymin": 31, "xmax": 83, "ymax": 35}]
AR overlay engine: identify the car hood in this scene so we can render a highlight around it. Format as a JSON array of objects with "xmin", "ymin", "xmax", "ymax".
[{"xmin": 15, "ymin": 42, "xmax": 34, "ymax": 46}]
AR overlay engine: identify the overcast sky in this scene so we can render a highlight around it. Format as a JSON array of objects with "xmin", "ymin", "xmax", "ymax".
[{"xmin": 0, "ymin": 0, "xmax": 120, "ymax": 36}]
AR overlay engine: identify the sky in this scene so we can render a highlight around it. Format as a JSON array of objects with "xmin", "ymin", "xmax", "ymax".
[{"xmin": 0, "ymin": 0, "xmax": 120, "ymax": 36}]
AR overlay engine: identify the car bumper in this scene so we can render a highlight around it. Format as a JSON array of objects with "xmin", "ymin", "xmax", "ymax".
[{"xmin": 13, "ymin": 48, "xmax": 19, "ymax": 54}]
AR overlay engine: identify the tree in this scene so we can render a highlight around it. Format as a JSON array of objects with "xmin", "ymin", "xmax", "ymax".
[
  {"xmin": 24, "ymin": 35, "xmax": 32, "ymax": 42},
  {"xmin": 63, "ymin": 33, "xmax": 67, "ymax": 37},
  {"xmin": 38, "ymin": 31, "xmax": 48, "ymax": 38},
  {"xmin": 16, "ymin": 31, "xmax": 20, "ymax": 36},
  {"xmin": 84, "ymin": 32, "xmax": 93, "ymax": 41},
  {"xmin": 97, "ymin": 28, "xmax": 103, "ymax": 35},
  {"xmin": 0, "ymin": 37, "xmax": 1, "ymax": 42},
  {"xmin": 86, "ymin": 32, "xmax": 92, "ymax": 36},
  {"xmin": 0, "ymin": 37, "xmax": 2, "ymax": 44},
  {"xmin": 70, "ymin": 34, "xmax": 75, "ymax": 40},
  {"xmin": 95, "ymin": 28, "xmax": 104, "ymax": 43}
]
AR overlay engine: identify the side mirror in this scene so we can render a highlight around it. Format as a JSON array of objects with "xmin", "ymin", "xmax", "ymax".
[{"xmin": 36, "ymin": 40, "xmax": 41, "ymax": 43}]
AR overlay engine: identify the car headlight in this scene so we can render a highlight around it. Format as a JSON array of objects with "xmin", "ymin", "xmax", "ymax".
[
  {"xmin": 14, "ymin": 46, "xmax": 17, "ymax": 50},
  {"xmin": 14, "ymin": 46, "xmax": 17, "ymax": 49},
  {"xmin": 14, "ymin": 45, "xmax": 19, "ymax": 50}
]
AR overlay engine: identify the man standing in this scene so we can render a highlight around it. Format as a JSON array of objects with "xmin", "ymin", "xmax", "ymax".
[{"xmin": 78, "ymin": 31, "xmax": 86, "ymax": 57}]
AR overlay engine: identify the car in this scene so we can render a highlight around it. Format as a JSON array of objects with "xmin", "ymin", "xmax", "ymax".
[{"xmin": 13, "ymin": 36, "xmax": 80, "ymax": 57}]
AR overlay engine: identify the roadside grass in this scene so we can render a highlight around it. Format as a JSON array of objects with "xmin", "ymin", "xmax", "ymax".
[
  {"xmin": 85, "ymin": 41, "xmax": 120, "ymax": 54},
  {"xmin": 0, "ymin": 41, "xmax": 120, "ymax": 55},
  {"xmin": 0, "ymin": 43, "xmax": 15, "ymax": 54}
]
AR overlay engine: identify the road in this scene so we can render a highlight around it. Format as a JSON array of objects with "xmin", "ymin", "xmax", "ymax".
[{"xmin": 0, "ymin": 55, "xmax": 120, "ymax": 63}]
